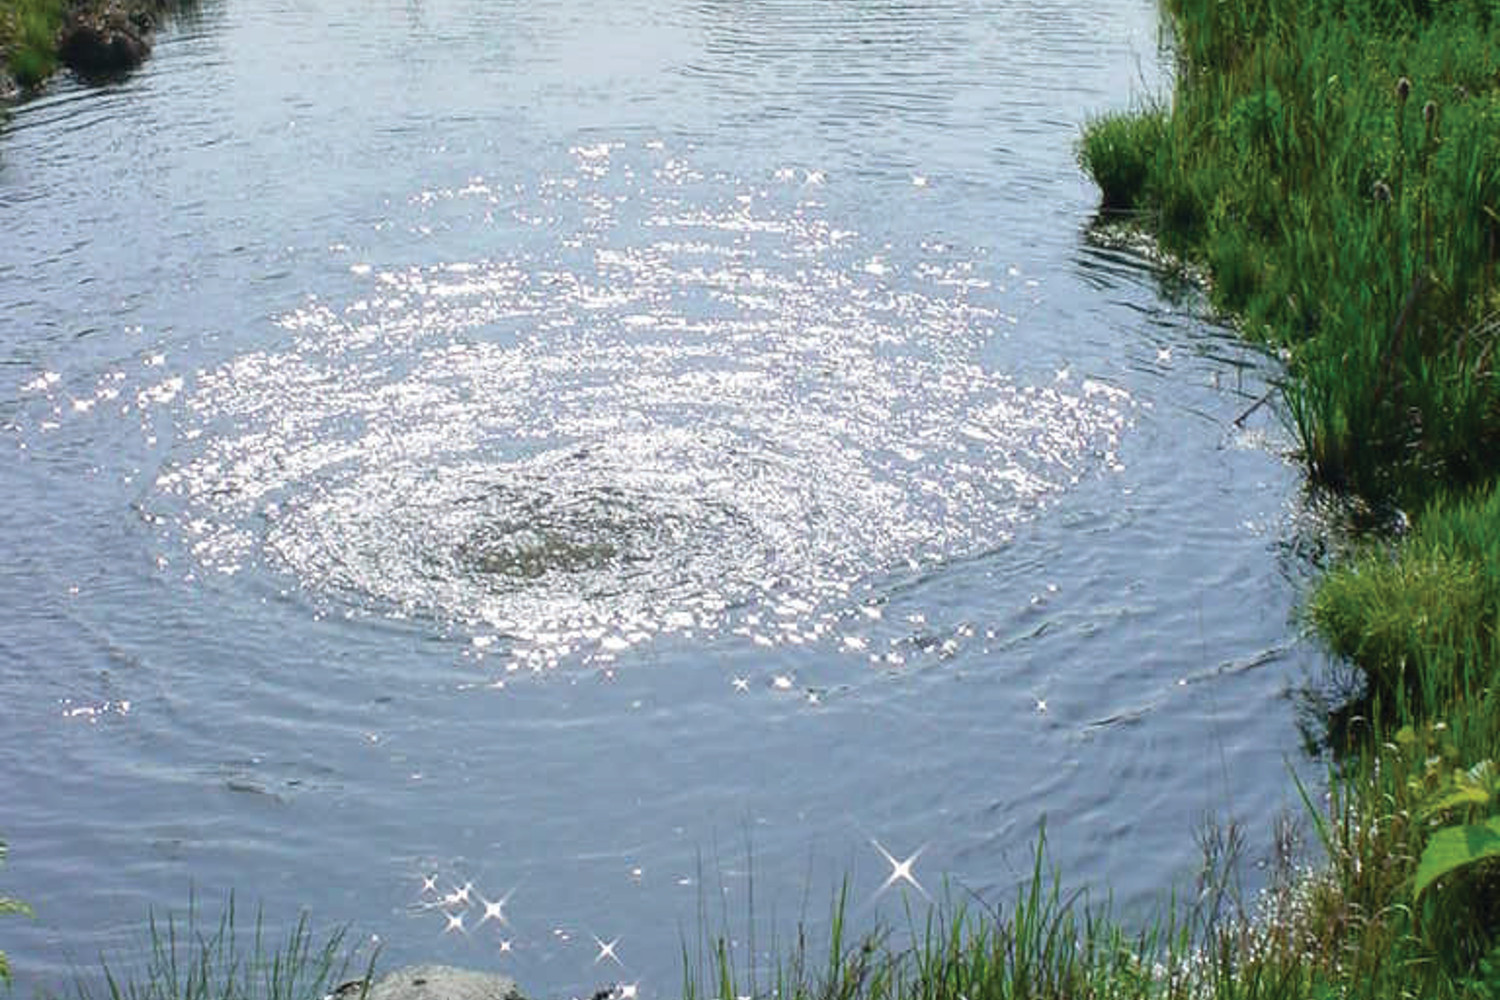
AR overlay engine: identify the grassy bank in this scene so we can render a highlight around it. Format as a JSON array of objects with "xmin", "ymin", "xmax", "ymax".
[
  {"xmin": 1081, "ymin": 0, "xmax": 1500, "ymax": 506},
  {"xmin": 0, "ymin": 0, "xmax": 67, "ymax": 88},
  {"xmin": 681, "ymin": 828, "xmax": 1339, "ymax": 1000},
  {"xmin": 0, "ymin": 0, "xmax": 178, "ymax": 91},
  {"xmin": 1071, "ymin": 0, "xmax": 1500, "ymax": 994}
]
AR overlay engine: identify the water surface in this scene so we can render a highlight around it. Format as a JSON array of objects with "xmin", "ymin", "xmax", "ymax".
[{"xmin": 1, "ymin": 2, "xmax": 1319, "ymax": 996}]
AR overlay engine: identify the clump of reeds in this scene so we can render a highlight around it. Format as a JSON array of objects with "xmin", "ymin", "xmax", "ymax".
[
  {"xmin": 0, "ymin": 0, "xmax": 67, "ymax": 87},
  {"xmin": 74, "ymin": 895, "xmax": 375, "ymax": 1000},
  {"xmin": 1078, "ymin": 110, "xmax": 1168, "ymax": 213},
  {"xmin": 676, "ymin": 825, "xmax": 1379, "ymax": 1000},
  {"xmin": 1309, "ymin": 482, "xmax": 1500, "ymax": 715}
]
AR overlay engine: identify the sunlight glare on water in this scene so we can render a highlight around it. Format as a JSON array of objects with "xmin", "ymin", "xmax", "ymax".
[{"xmin": 149, "ymin": 143, "xmax": 1134, "ymax": 670}]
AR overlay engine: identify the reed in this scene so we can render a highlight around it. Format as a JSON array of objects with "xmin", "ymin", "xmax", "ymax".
[
  {"xmin": 675, "ymin": 825, "xmax": 1369, "ymax": 1000},
  {"xmin": 70, "ymin": 896, "xmax": 375, "ymax": 1000},
  {"xmin": 673, "ymin": 784, "xmax": 1500, "ymax": 999}
]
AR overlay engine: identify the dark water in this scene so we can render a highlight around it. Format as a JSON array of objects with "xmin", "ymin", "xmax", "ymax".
[{"xmin": 2, "ymin": 2, "xmax": 1321, "ymax": 996}]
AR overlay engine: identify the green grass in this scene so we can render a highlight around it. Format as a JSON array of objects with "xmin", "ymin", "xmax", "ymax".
[
  {"xmin": 71, "ymin": 897, "xmax": 376, "ymax": 1000},
  {"xmin": 0, "ymin": 0, "xmax": 67, "ymax": 88},
  {"xmin": 1070, "ymin": 0, "xmax": 1500, "ymax": 994},
  {"xmin": 1079, "ymin": 110, "xmax": 1168, "ymax": 213},
  {"xmin": 674, "ymin": 788, "xmax": 1500, "ymax": 999},
  {"xmin": 1310, "ymin": 482, "xmax": 1500, "ymax": 716},
  {"xmin": 0, "ymin": 840, "xmax": 34, "ymax": 988},
  {"xmin": 1296, "ymin": 484, "xmax": 1500, "ymax": 991},
  {"xmin": 678, "ymin": 823, "xmax": 1358, "ymax": 1000},
  {"xmin": 1080, "ymin": 0, "xmax": 1500, "ymax": 507}
]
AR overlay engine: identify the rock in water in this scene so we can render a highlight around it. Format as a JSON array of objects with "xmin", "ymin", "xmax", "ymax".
[
  {"xmin": 58, "ymin": 11, "xmax": 152, "ymax": 76},
  {"xmin": 362, "ymin": 965, "xmax": 529, "ymax": 1000}
]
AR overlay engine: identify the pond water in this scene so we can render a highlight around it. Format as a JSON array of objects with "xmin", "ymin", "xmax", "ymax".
[{"xmin": 1, "ymin": 1, "xmax": 1323, "ymax": 996}]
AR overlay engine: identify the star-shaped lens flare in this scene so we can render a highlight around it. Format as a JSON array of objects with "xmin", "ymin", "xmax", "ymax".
[
  {"xmin": 478, "ymin": 885, "xmax": 516, "ymax": 927},
  {"xmin": 593, "ymin": 934, "xmax": 623, "ymax": 967},
  {"xmin": 871, "ymin": 839, "xmax": 929, "ymax": 901},
  {"xmin": 442, "ymin": 882, "xmax": 473, "ymax": 908}
]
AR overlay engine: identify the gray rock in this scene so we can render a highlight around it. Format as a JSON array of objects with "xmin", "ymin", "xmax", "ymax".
[{"xmin": 356, "ymin": 965, "xmax": 529, "ymax": 1000}]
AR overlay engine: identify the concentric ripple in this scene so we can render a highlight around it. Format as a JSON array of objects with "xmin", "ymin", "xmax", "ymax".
[{"xmin": 149, "ymin": 143, "xmax": 1134, "ymax": 666}]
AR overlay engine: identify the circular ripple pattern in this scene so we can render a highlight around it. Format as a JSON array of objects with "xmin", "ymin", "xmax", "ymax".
[{"xmin": 150, "ymin": 143, "xmax": 1135, "ymax": 666}]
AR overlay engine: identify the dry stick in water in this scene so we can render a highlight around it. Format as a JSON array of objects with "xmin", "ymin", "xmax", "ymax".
[{"xmin": 1232, "ymin": 386, "xmax": 1277, "ymax": 428}]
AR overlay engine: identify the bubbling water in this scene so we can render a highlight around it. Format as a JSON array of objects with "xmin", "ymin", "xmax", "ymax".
[{"xmin": 149, "ymin": 143, "xmax": 1134, "ymax": 668}]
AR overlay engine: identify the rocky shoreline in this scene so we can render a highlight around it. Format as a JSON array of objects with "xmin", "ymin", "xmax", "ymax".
[
  {"xmin": 2, "ymin": 0, "xmax": 179, "ymax": 96},
  {"xmin": 57, "ymin": 0, "xmax": 160, "ymax": 76}
]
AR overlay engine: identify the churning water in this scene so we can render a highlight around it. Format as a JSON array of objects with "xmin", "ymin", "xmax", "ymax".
[{"xmin": 2, "ymin": 1, "xmax": 1321, "ymax": 996}]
